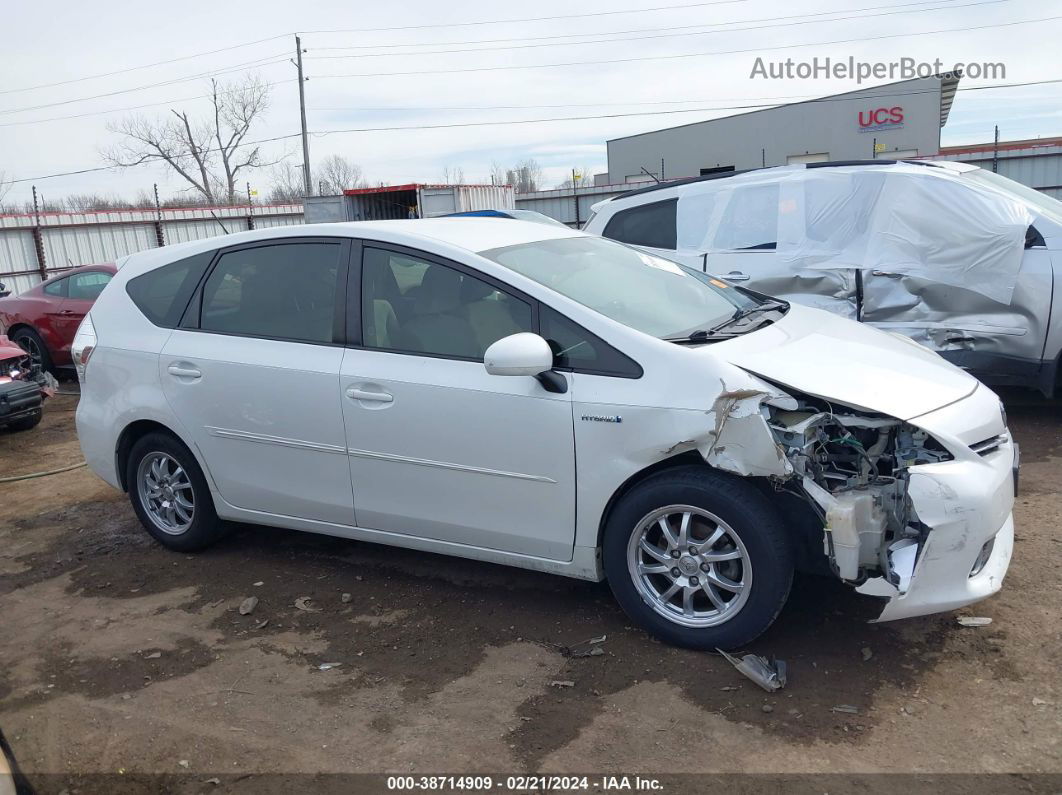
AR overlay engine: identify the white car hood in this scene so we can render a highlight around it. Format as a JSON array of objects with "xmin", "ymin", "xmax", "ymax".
[{"xmin": 707, "ymin": 303, "xmax": 978, "ymax": 420}]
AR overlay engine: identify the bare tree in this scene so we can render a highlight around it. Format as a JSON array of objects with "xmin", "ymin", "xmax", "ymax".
[
  {"xmin": 268, "ymin": 161, "xmax": 306, "ymax": 203},
  {"xmin": 317, "ymin": 154, "xmax": 364, "ymax": 194},
  {"xmin": 441, "ymin": 165, "xmax": 465, "ymax": 184},
  {"xmin": 505, "ymin": 159, "xmax": 543, "ymax": 193},
  {"xmin": 488, "ymin": 160, "xmax": 507, "ymax": 186},
  {"xmin": 105, "ymin": 75, "xmax": 277, "ymax": 204},
  {"xmin": 63, "ymin": 193, "xmax": 130, "ymax": 211}
]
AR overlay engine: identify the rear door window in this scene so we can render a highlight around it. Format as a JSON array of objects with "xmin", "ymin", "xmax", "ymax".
[
  {"xmin": 712, "ymin": 184, "xmax": 779, "ymax": 250},
  {"xmin": 602, "ymin": 199, "xmax": 677, "ymax": 249},
  {"xmin": 199, "ymin": 243, "xmax": 342, "ymax": 344}
]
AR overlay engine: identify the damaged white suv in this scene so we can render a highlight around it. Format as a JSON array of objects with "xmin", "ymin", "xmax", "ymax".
[{"xmin": 74, "ymin": 219, "xmax": 1017, "ymax": 649}]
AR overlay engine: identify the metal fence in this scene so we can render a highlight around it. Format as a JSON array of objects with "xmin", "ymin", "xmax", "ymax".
[
  {"xmin": 514, "ymin": 183, "xmax": 634, "ymax": 227},
  {"xmin": 0, "ymin": 203, "xmax": 305, "ymax": 295}
]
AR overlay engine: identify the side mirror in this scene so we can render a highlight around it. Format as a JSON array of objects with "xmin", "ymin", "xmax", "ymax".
[{"xmin": 484, "ymin": 332, "xmax": 554, "ymax": 377}]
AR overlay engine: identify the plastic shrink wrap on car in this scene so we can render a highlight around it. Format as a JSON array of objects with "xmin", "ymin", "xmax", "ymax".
[{"xmin": 675, "ymin": 164, "xmax": 1033, "ymax": 304}]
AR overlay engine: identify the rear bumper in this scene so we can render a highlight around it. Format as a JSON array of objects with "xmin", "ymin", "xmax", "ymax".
[{"xmin": 858, "ymin": 434, "xmax": 1016, "ymax": 622}]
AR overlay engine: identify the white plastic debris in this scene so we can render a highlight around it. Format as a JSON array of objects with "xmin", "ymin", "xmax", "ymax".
[
  {"xmin": 238, "ymin": 596, "xmax": 258, "ymax": 616},
  {"xmin": 957, "ymin": 616, "xmax": 993, "ymax": 627},
  {"xmin": 318, "ymin": 663, "xmax": 342, "ymax": 671},
  {"xmin": 717, "ymin": 649, "xmax": 787, "ymax": 693}
]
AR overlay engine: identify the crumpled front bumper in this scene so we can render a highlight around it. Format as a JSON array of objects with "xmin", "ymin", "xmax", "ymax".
[{"xmin": 857, "ymin": 433, "xmax": 1016, "ymax": 622}]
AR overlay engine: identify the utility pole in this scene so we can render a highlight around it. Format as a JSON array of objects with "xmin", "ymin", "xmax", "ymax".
[
  {"xmin": 992, "ymin": 125, "xmax": 1000, "ymax": 173},
  {"xmin": 153, "ymin": 183, "xmax": 165, "ymax": 247},
  {"xmin": 246, "ymin": 182, "xmax": 255, "ymax": 230},
  {"xmin": 31, "ymin": 186, "xmax": 46, "ymax": 282},
  {"xmin": 572, "ymin": 168, "xmax": 580, "ymax": 227},
  {"xmin": 295, "ymin": 34, "xmax": 312, "ymax": 197}
]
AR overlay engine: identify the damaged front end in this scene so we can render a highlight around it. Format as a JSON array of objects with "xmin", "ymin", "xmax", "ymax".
[
  {"xmin": 764, "ymin": 399, "xmax": 948, "ymax": 591},
  {"xmin": 688, "ymin": 376, "xmax": 1012, "ymax": 621},
  {"xmin": 0, "ymin": 334, "xmax": 56, "ymax": 430}
]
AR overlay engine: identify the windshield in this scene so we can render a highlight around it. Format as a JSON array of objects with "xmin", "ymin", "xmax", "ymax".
[
  {"xmin": 961, "ymin": 168, "xmax": 1062, "ymax": 226},
  {"xmin": 479, "ymin": 236, "xmax": 760, "ymax": 338}
]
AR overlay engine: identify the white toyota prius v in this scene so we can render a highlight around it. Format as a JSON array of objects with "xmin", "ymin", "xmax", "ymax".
[{"xmin": 74, "ymin": 219, "xmax": 1017, "ymax": 649}]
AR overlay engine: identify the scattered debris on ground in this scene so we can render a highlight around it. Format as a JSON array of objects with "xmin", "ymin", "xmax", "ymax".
[
  {"xmin": 294, "ymin": 596, "xmax": 319, "ymax": 613},
  {"xmin": 238, "ymin": 596, "xmax": 258, "ymax": 615},
  {"xmin": 831, "ymin": 705, "xmax": 860, "ymax": 714},
  {"xmin": 718, "ymin": 649, "xmax": 787, "ymax": 692},
  {"xmin": 957, "ymin": 616, "xmax": 993, "ymax": 627}
]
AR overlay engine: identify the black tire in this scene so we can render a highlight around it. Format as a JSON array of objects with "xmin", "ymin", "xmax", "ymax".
[
  {"xmin": 10, "ymin": 327, "xmax": 52, "ymax": 374},
  {"xmin": 126, "ymin": 431, "xmax": 224, "ymax": 552},
  {"xmin": 603, "ymin": 466, "xmax": 794, "ymax": 650},
  {"xmin": 6, "ymin": 409, "xmax": 42, "ymax": 432}
]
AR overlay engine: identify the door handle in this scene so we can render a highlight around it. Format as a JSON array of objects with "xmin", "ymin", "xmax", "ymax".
[
  {"xmin": 725, "ymin": 271, "xmax": 751, "ymax": 282},
  {"xmin": 167, "ymin": 363, "xmax": 202, "ymax": 379},
  {"xmin": 871, "ymin": 270, "xmax": 903, "ymax": 278},
  {"xmin": 346, "ymin": 387, "xmax": 393, "ymax": 403},
  {"xmin": 59, "ymin": 309, "xmax": 75, "ymax": 315}
]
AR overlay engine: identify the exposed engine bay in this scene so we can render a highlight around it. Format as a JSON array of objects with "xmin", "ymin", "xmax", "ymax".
[
  {"xmin": 765, "ymin": 394, "xmax": 951, "ymax": 590},
  {"xmin": 0, "ymin": 334, "xmax": 56, "ymax": 430}
]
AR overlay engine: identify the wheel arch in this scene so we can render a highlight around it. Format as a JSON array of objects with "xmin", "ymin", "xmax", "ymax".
[
  {"xmin": 115, "ymin": 419, "xmax": 198, "ymax": 492},
  {"xmin": 594, "ymin": 455, "xmax": 827, "ymax": 575},
  {"xmin": 4, "ymin": 322, "xmax": 36, "ymax": 342},
  {"xmin": 595, "ymin": 451, "xmax": 707, "ymax": 552}
]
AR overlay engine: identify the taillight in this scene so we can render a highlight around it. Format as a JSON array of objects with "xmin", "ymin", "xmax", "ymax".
[{"xmin": 72, "ymin": 314, "xmax": 97, "ymax": 383}]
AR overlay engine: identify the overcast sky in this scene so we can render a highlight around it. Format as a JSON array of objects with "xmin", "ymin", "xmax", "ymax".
[{"xmin": 1, "ymin": 0, "xmax": 1059, "ymax": 206}]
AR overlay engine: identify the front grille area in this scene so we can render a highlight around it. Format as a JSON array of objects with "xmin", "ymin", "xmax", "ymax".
[{"xmin": 970, "ymin": 434, "xmax": 1006, "ymax": 457}]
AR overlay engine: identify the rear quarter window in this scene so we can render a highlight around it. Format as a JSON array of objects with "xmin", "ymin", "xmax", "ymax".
[
  {"xmin": 602, "ymin": 198, "xmax": 677, "ymax": 249},
  {"xmin": 125, "ymin": 251, "xmax": 213, "ymax": 328}
]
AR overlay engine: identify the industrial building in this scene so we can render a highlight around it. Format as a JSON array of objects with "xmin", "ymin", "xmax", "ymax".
[
  {"xmin": 603, "ymin": 74, "xmax": 961, "ymax": 183},
  {"xmin": 514, "ymin": 73, "xmax": 1062, "ymax": 225}
]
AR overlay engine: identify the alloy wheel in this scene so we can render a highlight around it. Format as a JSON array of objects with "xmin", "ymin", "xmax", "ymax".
[{"xmin": 627, "ymin": 504, "xmax": 752, "ymax": 628}]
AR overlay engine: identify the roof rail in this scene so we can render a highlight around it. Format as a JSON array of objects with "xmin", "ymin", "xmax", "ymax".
[{"xmin": 609, "ymin": 159, "xmax": 945, "ymax": 202}]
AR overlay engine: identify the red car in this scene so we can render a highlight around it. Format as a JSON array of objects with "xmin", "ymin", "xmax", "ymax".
[{"xmin": 0, "ymin": 263, "xmax": 116, "ymax": 373}]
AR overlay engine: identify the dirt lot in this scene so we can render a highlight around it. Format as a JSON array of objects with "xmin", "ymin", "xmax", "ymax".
[{"xmin": 1, "ymin": 388, "xmax": 1060, "ymax": 792}]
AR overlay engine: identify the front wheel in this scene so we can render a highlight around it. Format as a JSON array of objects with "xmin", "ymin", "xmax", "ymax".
[
  {"xmin": 126, "ymin": 432, "xmax": 224, "ymax": 552},
  {"xmin": 603, "ymin": 466, "xmax": 794, "ymax": 650}
]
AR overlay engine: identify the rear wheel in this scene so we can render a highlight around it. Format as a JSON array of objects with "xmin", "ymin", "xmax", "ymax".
[
  {"xmin": 603, "ymin": 466, "xmax": 794, "ymax": 650},
  {"xmin": 10, "ymin": 328, "xmax": 51, "ymax": 373},
  {"xmin": 126, "ymin": 432, "xmax": 224, "ymax": 552}
]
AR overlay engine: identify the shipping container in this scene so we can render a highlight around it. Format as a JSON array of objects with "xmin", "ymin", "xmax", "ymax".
[{"xmin": 304, "ymin": 184, "xmax": 515, "ymax": 224}]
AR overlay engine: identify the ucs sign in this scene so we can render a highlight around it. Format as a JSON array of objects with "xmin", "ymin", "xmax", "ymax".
[{"xmin": 858, "ymin": 106, "xmax": 904, "ymax": 132}]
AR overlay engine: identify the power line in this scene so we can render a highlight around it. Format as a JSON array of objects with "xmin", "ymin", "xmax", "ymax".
[
  {"xmin": 312, "ymin": 15, "xmax": 1062, "ymax": 79},
  {"xmin": 0, "ymin": 53, "xmax": 291, "ymax": 117},
  {"xmin": 310, "ymin": 0, "xmax": 969, "ymax": 52},
  {"xmin": 0, "ymin": 81, "xmax": 299, "ymax": 129},
  {"xmin": 0, "ymin": 35, "xmax": 290, "ymax": 96},
  {"xmin": 306, "ymin": 79, "xmax": 1062, "ymax": 135},
  {"xmin": 308, "ymin": 0, "xmax": 1000, "ymax": 61},
  {"xmin": 307, "ymin": 79, "xmax": 1062, "ymax": 114},
  {"xmin": 9, "ymin": 77, "xmax": 1062, "ymax": 185},
  {"xmin": 6, "ymin": 131, "xmax": 303, "ymax": 184},
  {"xmin": 0, "ymin": 0, "xmax": 970, "ymax": 129},
  {"xmin": 300, "ymin": 0, "xmax": 748, "ymax": 34}
]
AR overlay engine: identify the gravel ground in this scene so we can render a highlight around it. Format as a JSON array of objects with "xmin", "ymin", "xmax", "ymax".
[{"xmin": 1, "ymin": 388, "xmax": 1060, "ymax": 793}]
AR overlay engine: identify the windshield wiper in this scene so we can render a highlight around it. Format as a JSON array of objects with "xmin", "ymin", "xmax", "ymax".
[
  {"xmin": 710, "ymin": 299, "xmax": 788, "ymax": 332},
  {"xmin": 666, "ymin": 300, "xmax": 788, "ymax": 344}
]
